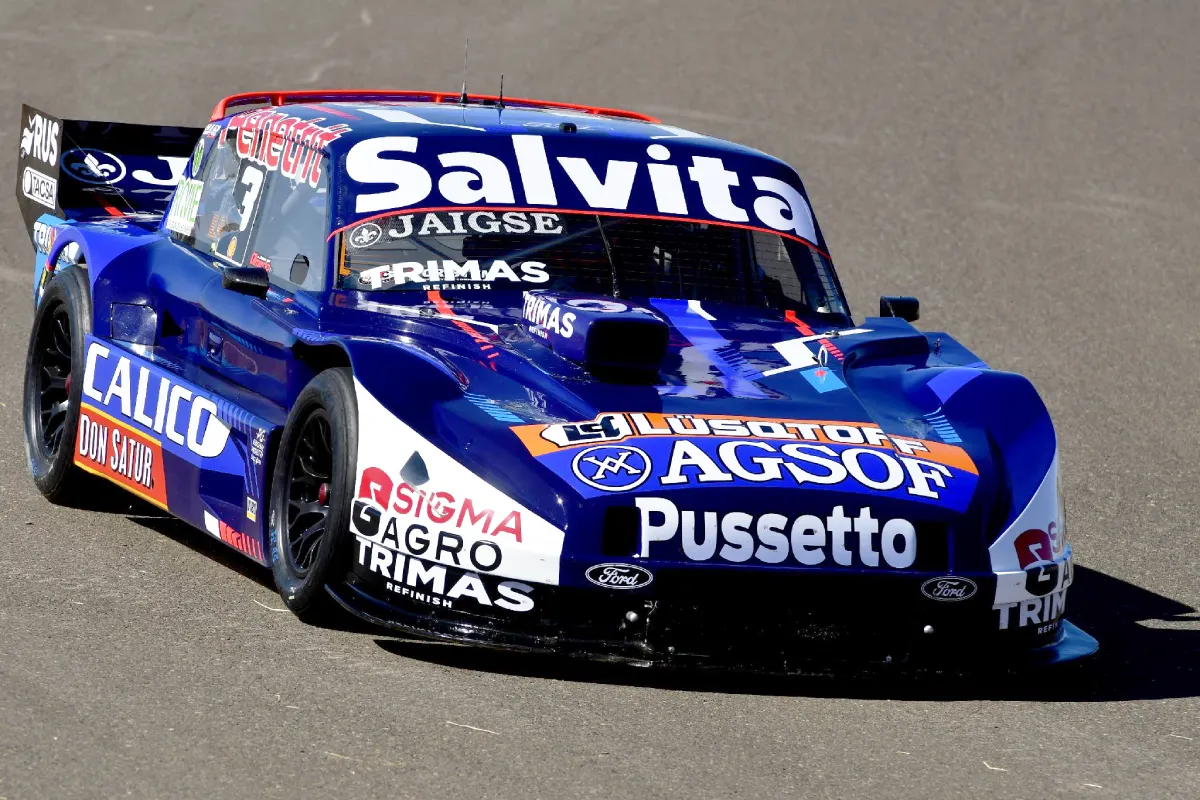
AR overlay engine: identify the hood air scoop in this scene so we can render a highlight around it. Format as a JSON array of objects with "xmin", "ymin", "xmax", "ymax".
[{"xmin": 522, "ymin": 292, "xmax": 668, "ymax": 381}]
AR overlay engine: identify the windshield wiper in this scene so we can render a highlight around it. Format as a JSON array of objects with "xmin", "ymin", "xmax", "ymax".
[{"xmin": 594, "ymin": 214, "xmax": 620, "ymax": 298}]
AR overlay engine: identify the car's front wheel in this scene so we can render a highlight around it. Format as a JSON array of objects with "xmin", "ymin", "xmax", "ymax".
[{"xmin": 269, "ymin": 367, "xmax": 358, "ymax": 621}]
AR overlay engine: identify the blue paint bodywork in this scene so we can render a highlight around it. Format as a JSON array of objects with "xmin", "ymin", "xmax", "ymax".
[{"xmin": 22, "ymin": 99, "xmax": 1093, "ymax": 670}]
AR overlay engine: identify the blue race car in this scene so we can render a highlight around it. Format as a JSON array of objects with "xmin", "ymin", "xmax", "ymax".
[{"xmin": 15, "ymin": 90, "xmax": 1095, "ymax": 671}]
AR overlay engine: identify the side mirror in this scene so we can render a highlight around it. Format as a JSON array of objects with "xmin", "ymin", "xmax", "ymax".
[
  {"xmin": 290, "ymin": 254, "xmax": 310, "ymax": 286},
  {"xmin": 223, "ymin": 266, "xmax": 269, "ymax": 298},
  {"xmin": 879, "ymin": 295, "xmax": 920, "ymax": 322}
]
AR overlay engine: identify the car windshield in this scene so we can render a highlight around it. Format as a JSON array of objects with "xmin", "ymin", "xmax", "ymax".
[{"xmin": 338, "ymin": 210, "xmax": 846, "ymax": 314}]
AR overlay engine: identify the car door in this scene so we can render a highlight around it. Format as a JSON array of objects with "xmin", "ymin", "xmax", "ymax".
[{"xmin": 157, "ymin": 122, "xmax": 330, "ymax": 413}]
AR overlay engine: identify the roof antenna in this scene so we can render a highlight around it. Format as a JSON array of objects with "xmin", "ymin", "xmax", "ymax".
[
  {"xmin": 497, "ymin": 74, "xmax": 505, "ymax": 119},
  {"xmin": 459, "ymin": 37, "xmax": 469, "ymax": 105}
]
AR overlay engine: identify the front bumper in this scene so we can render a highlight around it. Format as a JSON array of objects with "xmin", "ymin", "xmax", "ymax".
[{"xmin": 328, "ymin": 567, "xmax": 1098, "ymax": 673}]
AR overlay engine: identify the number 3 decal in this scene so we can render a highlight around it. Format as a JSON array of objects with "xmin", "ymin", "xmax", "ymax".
[{"xmin": 237, "ymin": 164, "xmax": 264, "ymax": 231}]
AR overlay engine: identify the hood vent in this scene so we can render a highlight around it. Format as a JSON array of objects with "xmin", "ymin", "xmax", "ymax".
[{"xmin": 522, "ymin": 292, "xmax": 668, "ymax": 381}]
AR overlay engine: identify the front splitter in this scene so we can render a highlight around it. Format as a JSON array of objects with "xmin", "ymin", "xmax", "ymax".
[{"xmin": 327, "ymin": 581, "xmax": 1099, "ymax": 674}]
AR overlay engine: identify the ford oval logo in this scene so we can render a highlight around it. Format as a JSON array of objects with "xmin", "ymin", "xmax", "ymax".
[
  {"xmin": 921, "ymin": 576, "xmax": 978, "ymax": 602},
  {"xmin": 585, "ymin": 563, "xmax": 654, "ymax": 590}
]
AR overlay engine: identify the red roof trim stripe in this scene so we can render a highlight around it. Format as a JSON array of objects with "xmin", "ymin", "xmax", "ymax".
[{"xmin": 211, "ymin": 89, "xmax": 658, "ymax": 123}]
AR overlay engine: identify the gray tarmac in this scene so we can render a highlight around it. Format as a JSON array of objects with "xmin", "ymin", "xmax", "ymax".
[{"xmin": 0, "ymin": 1, "xmax": 1197, "ymax": 797}]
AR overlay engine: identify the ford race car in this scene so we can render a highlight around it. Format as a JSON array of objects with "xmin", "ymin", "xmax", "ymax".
[{"xmin": 16, "ymin": 90, "xmax": 1096, "ymax": 671}]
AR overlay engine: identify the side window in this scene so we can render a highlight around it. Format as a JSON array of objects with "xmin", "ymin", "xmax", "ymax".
[
  {"xmin": 167, "ymin": 128, "xmax": 267, "ymax": 264},
  {"xmin": 247, "ymin": 158, "xmax": 330, "ymax": 292}
]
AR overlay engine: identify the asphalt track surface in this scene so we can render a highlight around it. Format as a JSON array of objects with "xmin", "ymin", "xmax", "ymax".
[{"xmin": 1, "ymin": 1, "xmax": 1198, "ymax": 798}]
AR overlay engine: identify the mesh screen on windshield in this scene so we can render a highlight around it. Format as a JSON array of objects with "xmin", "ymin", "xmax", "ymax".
[{"xmin": 339, "ymin": 210, "xmax": 844, "ymax": 313}]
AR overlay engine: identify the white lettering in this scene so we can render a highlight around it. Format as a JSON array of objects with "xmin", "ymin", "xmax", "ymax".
[
  {"xmin": 512, "ymin": 135, "xmax": 557, "ymax": 205},
  {"xmin": 790, "ymin": 515, "xmax": 827, "ymax": 566},
  {"xmin": 842, "ymin": 448, "xmax": 905, "ymax": 491},
  {"xmin": 132, "ymin": 367, "xmax": 155, "ymax": 428},
  {"xmin": 346, "ymin": 137, "xmax": 432, "ymax": 213},
  {"xmin": 495, "ymin": 581, "xmax": 535, "ymax": 612},
  {"xmin": 556, "ymin": 157, "xmax": 638, "ymax": 209},
  {"xmin": 646, "ymin": 144, "xmax": 687, "ymax": 214},
  {"xmin": 636, "ymin": 497, "xmax": 917, "ymax": 569},
  {"xmin": 83, "ymin": 343, "xmax": 109, "ymax": 402},
  {"xmin": 881, "ymin": 518, "xmax": 916, "ymax": 568},
  {"xmin": 635, "ymin": 496, "xmax": 678, "ymax": 558},
  {"xmin": 418, "ymin": 213, "xmax": 451, "ymax": 236},
  {"xmin": 437, "ymin": 151, "xmax": 515, "ymax": 204},
  {"xmin": 718, "ymin": 511, "xmax": 754, "ymax": 563},
  {"xmin": 901, "ymin": 457, "xmax": 952, "ymax": 499},
  {"xmin": 828, "ymin": 505, "xmax": 854, "ymax": 566},
  {"xmin": 661, "ymin": 440, "xmax": 733, "ymax": 485},
  {"xmin": 186, "ymin": 395, "xmax": 229, "ymax": 458},
  {"xmin": 688, "ymin": 155, "xmax": 747, "ymax": 222},
  {"xmin": 165, "ymin": 384, "xmax": 192, "ymax": 446},
  {"xmin": 468, "ymin": 211, "xmax": 501, "ymax": 233},
  {"xmin": 751, "ymin": 175, "xmax": 817, "ymax": 243},
  {"xmin": 855, "ymin": 507, "xmax": 880, "ymax": 567},
  {"xmin": 681, "ymin": 510, "xmax": 718, "ymax": 560},
  {"xmin": 754, "ymin": 513, "xmax": 790, "ymax": 564}
]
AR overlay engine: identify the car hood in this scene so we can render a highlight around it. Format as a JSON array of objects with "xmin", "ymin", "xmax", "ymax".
[{"xmin": 322, "ymin": 291, "xmax": 1056, "ymax": 578}]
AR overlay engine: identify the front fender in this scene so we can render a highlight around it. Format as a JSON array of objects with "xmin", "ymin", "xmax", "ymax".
[{"xmin": 337, "ymin": 335, "xmax": 465, "ymax": 417}]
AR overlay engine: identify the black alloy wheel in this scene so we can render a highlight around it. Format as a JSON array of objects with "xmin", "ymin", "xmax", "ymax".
[
  {"xmin": 23, "ymin": 264, "xmax": 93, "ymax": 501},
  {"xmin": 32, "ymin": 303, "xmax": 73, "ymax": 459},
  {"xmin": 269, "ymin": 367, "xmax": 358, "ymax": 620},
  {"xmin": 283, "ymin": 409, "xmax": 334, "ymax": 576}
]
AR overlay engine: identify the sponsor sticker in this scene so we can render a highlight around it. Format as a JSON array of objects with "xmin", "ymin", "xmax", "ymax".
[
  {"xmin": 348, "ymin": 222, "xmax": 382, "ymax": 249},
  {"xmin": 81, "ymin": 338, "xmax": 232, "ymax": 463},
  {"xmin": 353, "ymin": 381, "xmax": 565, "ymax": 585},
  {"xmin": 75, "ymin": 405, "xmax": 168, "ymax": 508},
  {"xmin": 62, "ymin": 149, "xmax": 127, "ymax": 185},
  {"xmin": 920, "ymin": 576, "xmax": 977, "ymax": 602},
  {"xmin": 522, "ymin": 292, "xmax": 577, "ymax": 339},
  {"xmin": 190, "ymin": 139, "xmax": 205, "ymax": 175},
  {"xmin": 203, "ymin": 511, "xmax": 266, "ymax": 563},
  {"xmin": 563, "ymin": 297, "xmax": 629, "ymax": 313},
  {"xmin": 33, "ymin": 218, "xmax": 59, "ymax": 255},
  {"xmin": 585, "ymin": 563, "xmax": 654, "ymax": 590},
  {"xmin": 248, "ymin": 252, "xmax": 272, "ymax": 271},
  {"xmin": 341, "ymin": 135, "xmax": 818, "ymax": 244},
  {"xmin": 572, "ymin": 445, "xmax": 652, "ymax": 492},
  {"xmin": 994, "ymin": 556, "xmax": 1072, "ymax": 634},
  {"xmin": 250, "ymin": 428, "xmax": 267, "ymax": 467},
  {"xmin": 165, "ymin": 178, "xmax": 204, "ymax": 235},
  {"xmin": 220, "ymin": 108, "xmax": 350, "ymax": 189},
  {"xmin": 988, "ymin": 453, "xmax": 1072, "ymax": 634},
  {"xmin": 22, "ymin": 166, "xmax": 57, "ymax": 209},
  {"xmin": 355, "ymin": 534, "xmax": 535, "ymax": 613},
  {"xmin": 354, "ymin": 259, "xmax": 548, "ymax": 291},
  {"xmin": 635, "ymin": 496, "xmax": 919, "ymax": 569},
  {"xmin": 75, "ymin": 338, "xmax": 273, "ymax": 552},
  {"xmin": 21, "ymin": 112, "xmax": 60, "ymax": 166},
  {"xmin": 353, "ymin": 211, "xmax": 564, "ymax": 245},
  {"xmin": 512, "ymin": 413, "xmax": 978, "ymax": 509}
]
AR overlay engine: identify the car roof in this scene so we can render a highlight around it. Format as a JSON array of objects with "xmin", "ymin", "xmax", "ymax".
[
  {"xmin": 211, "ymin": 92, "xmax": 820, "ymax": 250},
  {"xmin": 216, "ymin": 98, "xmax": 787, "ymax": 165}
]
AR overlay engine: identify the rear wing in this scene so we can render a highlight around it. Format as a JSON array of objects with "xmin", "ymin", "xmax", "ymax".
[{"xmin": 16, "ymin": 104, "xmax": 203, "ymax": 245}]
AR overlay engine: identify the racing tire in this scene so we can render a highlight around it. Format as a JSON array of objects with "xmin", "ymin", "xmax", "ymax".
[
  {"xmin": 23, "ymin": 265, "xmax": 93, "ymax": 502},
  {"xmin": 269, "ymin": 367, "xmax": 358, "ymax": 621}
]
